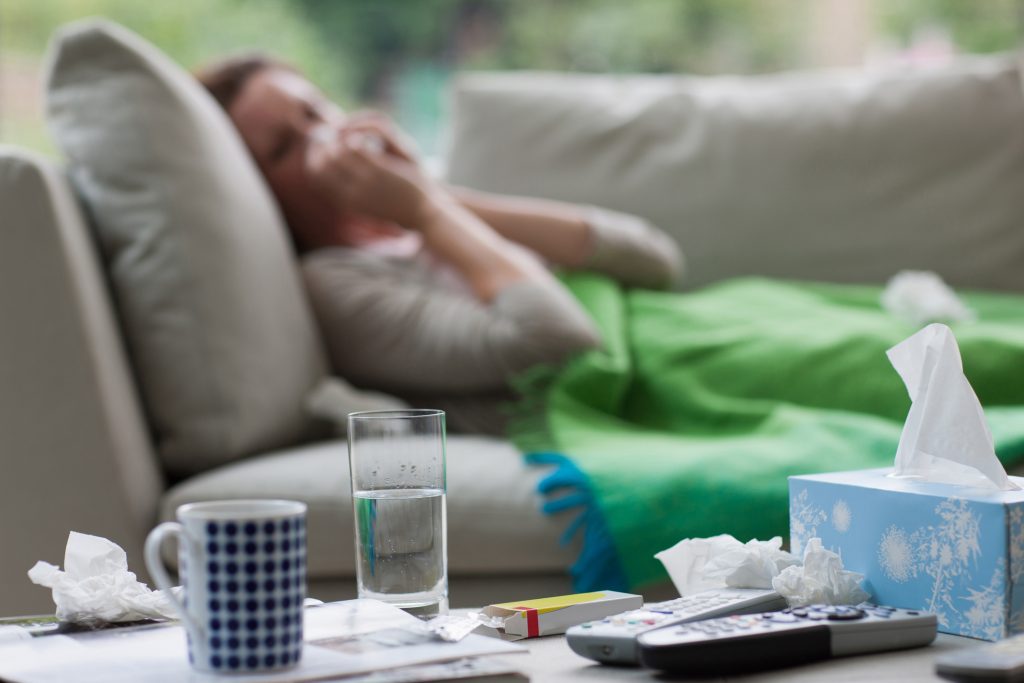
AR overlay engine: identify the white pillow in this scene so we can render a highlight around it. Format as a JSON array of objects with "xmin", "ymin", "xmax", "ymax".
[
  {"xmin": 446, "ymin": 60, "xmax": 1024, "ymax": 292},
  {"xmin": 46, "ymin": 20, "xmax": 329, "ymax": 476}
]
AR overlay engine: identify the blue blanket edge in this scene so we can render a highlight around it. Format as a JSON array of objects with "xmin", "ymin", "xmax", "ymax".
[{"xmin": 525, "ymin": 451, "xmax": 630, "ymax": 592}]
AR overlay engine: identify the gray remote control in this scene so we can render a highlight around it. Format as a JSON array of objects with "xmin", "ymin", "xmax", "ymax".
[
  {"xmin": 638, "ymin": 604, "xmax": 937, "ymax": 674},
  {"xmin": 936, "ymin": 632, "xmax": 1024, "ymax": 682},
  {"xmin": 566, "ymin": 587, "xmax": 787, "ymax": 665}
]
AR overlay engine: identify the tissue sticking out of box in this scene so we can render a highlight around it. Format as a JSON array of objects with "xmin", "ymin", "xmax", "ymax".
[
  {"xmin": 27, "ymin": 531, "xmax": 180, "ymax": 625},
  {"xmin": 654, "ymin": 535, "xmax": 800, "ymax": 596},
  {"xmin": 881, "ymin": 271, "xmax": 974, "ymax": 326},
  {"xmin": 887, "ymin": 323, "xmax": 1018, "ymax": 491},
  {"xmin": 771, "ymin": 538, "xmax": 870, "ymax": 607}
]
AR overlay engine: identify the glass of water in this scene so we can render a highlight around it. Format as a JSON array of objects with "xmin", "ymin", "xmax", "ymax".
[{"xmin": 347, "ymin": 409, "xmax": 448, "ymax": 617}]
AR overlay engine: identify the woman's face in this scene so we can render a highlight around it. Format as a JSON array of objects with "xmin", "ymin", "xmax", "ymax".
[{"xmin": 228, "ymin": 68, "xmax": 347, "ymax": 250}]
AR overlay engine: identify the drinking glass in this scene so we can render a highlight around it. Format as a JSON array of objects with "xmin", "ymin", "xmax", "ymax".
[{"xmin": 347, "ymin": 409, "xmax": 448, "ymax": 617}]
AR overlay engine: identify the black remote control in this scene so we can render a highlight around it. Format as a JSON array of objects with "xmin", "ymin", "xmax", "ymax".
[{"xmin": 637, "ymin": 604, "xmax": 937, "ymax": 675}]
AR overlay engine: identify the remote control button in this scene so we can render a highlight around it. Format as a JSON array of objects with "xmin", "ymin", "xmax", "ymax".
[
  {"xmin": 827, "ymin": 609, "xmax": 866, "ymax": 621},
  {"xmin": 791, "ymin": 608, "xmax": 808, "ymax": 617},
  {"xmin": 807, "ymin": 612, "xmax": 828, "ymax": 620},
  {"xmin": 769, "ymin": 613, "xmax": 798, "ymax": 623}
]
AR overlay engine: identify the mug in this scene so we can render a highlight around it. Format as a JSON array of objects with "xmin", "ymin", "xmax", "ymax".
[{"xmin": 145, "ymin": 499, "xmax": 307, "ymax": 673}]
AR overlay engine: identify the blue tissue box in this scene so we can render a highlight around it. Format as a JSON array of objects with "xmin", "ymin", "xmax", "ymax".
[{"xmin": 789, "ymin": 468, "xmax": 1024, "ymax": 640}]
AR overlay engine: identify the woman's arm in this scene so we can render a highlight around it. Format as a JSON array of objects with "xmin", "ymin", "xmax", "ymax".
[
  {"xmin": 451, "ymin": 186, "xmax": 684, "ymax": 290},
  {"xmin": 338, "ymin": 115, "xmax": 683, "ymax": 289},
  {"xmin": 448, "ymin": 186, "xmax": 593, "ymax": 268},
  {"xmin": 414, "ymin": 194, "xmax": 559, "ymax": 303},
  {"xmin": 306, "ymin": 128, "xmax": 564, "ymax": 302}
]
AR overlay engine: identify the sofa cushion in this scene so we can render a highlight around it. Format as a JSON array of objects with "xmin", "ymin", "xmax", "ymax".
[
  {"xmin": 45, "ymin": 20, "xmax": 329, "ymax": 477},
  {"xmin": 446, "ymin": 59, "xmax": 1024, "ymax": 292},
  {"xmin": 160, "ymin": 435, "xmax": 578, "ymax": 578}
]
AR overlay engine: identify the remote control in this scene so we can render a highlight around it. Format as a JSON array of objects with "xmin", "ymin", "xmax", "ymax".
[
  {"xmin": 566, "ymin": 587, "xmax": 787, "ymax": 665},
  {"xmin": 936, "ymin": 632, "xmax": 1024, "ymax": 682},
  {"xmin": 637, "ymin": 604, "xmax": 937, "ymax": 674}
]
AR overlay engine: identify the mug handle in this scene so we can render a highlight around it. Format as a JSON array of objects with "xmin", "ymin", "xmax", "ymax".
[{"xmin": 145, "ymin": 522, "xmax": 201, "ymax": 639}]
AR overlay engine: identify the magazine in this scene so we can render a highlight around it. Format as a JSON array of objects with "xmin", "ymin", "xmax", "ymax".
[{"xmin": 0, "ymin": 600, "xmax": 527, "ymax": 683}]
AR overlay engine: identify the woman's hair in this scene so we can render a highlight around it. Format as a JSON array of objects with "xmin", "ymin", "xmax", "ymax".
[{"xmin": 194, "ymin": 53, "xmax": 293, "ymax": 111}]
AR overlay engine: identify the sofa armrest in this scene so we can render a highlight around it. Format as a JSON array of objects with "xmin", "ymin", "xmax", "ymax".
[{"xmin": 0, "ymin": 147, "xmax": 164, "ymax": 614}]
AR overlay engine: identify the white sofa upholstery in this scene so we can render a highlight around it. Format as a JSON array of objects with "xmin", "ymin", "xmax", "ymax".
[
  {"xmin": 4, "ymin": 47, "xmax": 1024, "ymax": 616},
  {"xmin": 446, "ymin": 61, "xmax": 1024, "ymax": 292}
]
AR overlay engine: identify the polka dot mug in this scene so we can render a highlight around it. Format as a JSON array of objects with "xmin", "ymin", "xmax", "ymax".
[{"xmin": 145, "ymin": 500, "xmax": 307, "ymax": 673}]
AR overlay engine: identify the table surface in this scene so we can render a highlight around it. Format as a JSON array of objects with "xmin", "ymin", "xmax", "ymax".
[{"xmin": 510, "ymin": 632, "xmax": 977, "ymax": 682}]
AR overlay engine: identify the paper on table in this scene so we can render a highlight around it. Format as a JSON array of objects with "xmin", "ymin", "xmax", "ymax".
[
  {"xmin": 887, "ymin": 323, "xmax": 1018, "ymax": 490},
  {"xmin": 0, "ymin": 600, "xmax": 526, "ymax": 683}
]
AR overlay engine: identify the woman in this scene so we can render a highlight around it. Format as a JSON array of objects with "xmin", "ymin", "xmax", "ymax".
[{"xmin": 197, "ymin": 54, "xmax": 682, "ymax": 433}]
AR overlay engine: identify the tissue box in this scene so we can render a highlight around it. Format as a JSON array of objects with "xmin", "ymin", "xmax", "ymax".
[
  {"xmin": 789, "ymin": 467, "xmax": 1024, "ymax": 640},
  {"xmin": 483, "ymin": 591, "xmax": 642, "ymax": 638}
]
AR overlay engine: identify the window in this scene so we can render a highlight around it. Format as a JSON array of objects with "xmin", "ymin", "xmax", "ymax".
[{"xmin": 1, "ymin": 0, "xmax": 1021, "ymax": 157}]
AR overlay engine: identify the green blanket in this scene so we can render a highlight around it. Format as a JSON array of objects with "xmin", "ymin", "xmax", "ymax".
[{"xmin": 509, "ymin": 277, "xmax": 1024, "ymax": 591}]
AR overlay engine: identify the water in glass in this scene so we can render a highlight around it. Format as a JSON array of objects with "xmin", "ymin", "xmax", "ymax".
[{"xmin": 353, "ymin": 487, "xmax": 447, "ymax": 616}]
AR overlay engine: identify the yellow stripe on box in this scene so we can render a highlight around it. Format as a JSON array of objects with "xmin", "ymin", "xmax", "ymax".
[{"xmin": 491, "ymin": 592, "xmax": 608, "ymax": 614}]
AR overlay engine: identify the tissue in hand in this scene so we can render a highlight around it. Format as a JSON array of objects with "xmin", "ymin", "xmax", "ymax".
[
  {"xmin": 789, "ymin": 324, "xmax": 1024, "ymax": 640},
  {"xmin": 28, "ymin": 532, "xmax": 179, "ymax": 625}
]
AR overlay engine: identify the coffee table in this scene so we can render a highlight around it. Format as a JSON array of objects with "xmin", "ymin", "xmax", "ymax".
[{"xmin": 510, "ymin": 631, "xmax": 976, "ymax": 682}]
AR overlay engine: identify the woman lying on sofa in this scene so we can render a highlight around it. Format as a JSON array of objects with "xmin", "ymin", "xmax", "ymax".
[{"xmin": 197, "ymin": 54, "xmax": 682, "ymax": 434}]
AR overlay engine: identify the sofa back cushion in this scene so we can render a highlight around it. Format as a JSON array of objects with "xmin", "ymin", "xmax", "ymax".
[
  {"xmin": 46, "ymin": 20, "xmax": 329, "ymax": 477},
  {"xmin": 446, "ymin": 59, "xmax": 1024, "ymax": 292}
]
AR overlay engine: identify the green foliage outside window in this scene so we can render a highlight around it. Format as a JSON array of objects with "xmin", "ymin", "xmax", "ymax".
[{"xmin": 1, "ymin": 0, "xmax": 1021, "ymax": 156}]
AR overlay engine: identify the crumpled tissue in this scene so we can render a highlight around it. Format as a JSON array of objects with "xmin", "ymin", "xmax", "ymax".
[
  {"xmin": 27, "ymin": 531, "xmax": 180, "ymax": 624},
  {"xmin": 656, "ymin": 534, "xmax": 869, "ymax": 606},
  {"xmin": 886, "ymin": 322, "xmax": 1018, "ymax": 490},
  {"xmin": 771, "ymin": 538, "xmax": 870, "ymax": 606},
  {"xmin": 654, "ymin": 534, "xmax": 801, "ymax": 596},
  {"xmin": 881, "ymin": 270, "xmax": 974, "ymax": 326}
]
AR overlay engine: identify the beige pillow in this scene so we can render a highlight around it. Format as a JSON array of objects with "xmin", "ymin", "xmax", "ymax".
[
  {"xmin": 46, "ymin": 20, "xmax": 329, "ymax": 477},
  {"xmin": 446, "ymin": 59, "xmax": 1024, "ymax": 292}
]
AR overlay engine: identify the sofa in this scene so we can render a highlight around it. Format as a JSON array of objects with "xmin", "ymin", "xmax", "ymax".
[{"xmin": 3, "ymin": 19, "xmax": 1024, "ymax": 616}]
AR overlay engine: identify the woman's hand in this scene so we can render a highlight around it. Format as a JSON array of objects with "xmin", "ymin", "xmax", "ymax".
[{"xmin": 305, "ymin": 125, "xmax": 445, "ymax": 229}]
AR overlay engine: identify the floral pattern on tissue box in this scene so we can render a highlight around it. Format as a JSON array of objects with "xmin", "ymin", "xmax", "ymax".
[{"xmin": 789, "ymin": 467, "xmax": 1024, "ymax": 641}]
